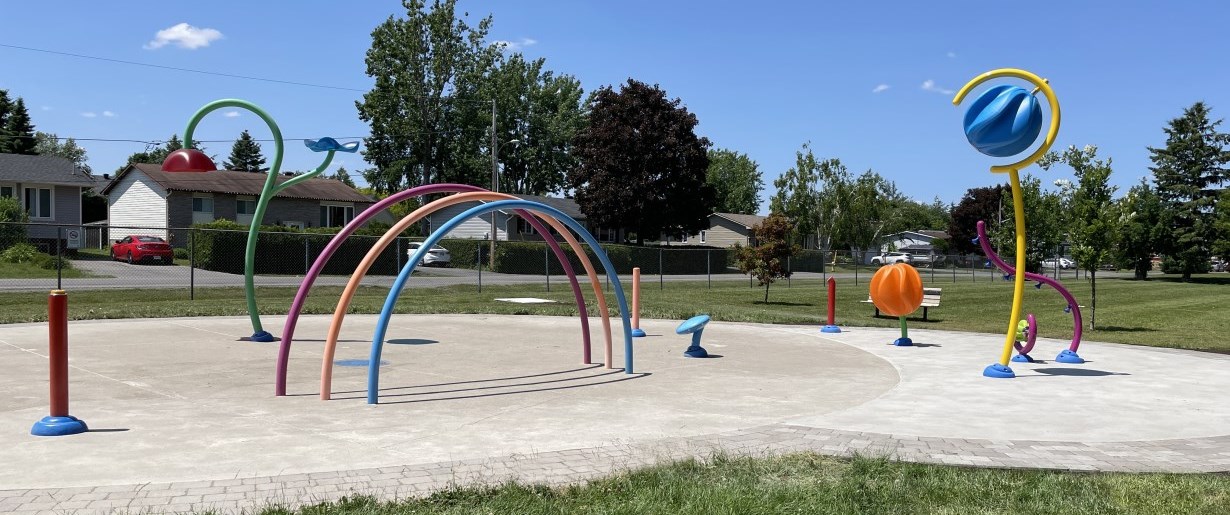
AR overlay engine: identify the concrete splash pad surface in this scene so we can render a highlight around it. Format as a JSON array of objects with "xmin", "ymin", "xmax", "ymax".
[{"xmin": 0, "ymin": 314, "xmax": 1228, "ymax": 492}]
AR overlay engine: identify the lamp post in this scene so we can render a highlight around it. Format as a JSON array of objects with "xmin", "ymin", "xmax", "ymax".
[
  {"xmin": 489, "ymin": 136, "xmax": 520, "ymax": 268},
  {"xmin": 161, "ymin": 99, "xmax": 357, "ymax": 342}
]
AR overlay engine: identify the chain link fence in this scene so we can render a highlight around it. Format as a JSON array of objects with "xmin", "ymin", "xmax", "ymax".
[{"xmin": 0, "ymin": 222, "xmax": 1098, "ymax": 295}]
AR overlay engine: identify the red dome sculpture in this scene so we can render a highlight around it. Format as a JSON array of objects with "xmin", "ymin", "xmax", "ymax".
[{"xmin": 161, "ymin": 148, "xmax": 217, "ymax": 173}]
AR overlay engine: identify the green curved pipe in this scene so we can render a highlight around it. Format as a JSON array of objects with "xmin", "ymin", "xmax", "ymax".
[{"xmin": 182, "ymin": 99, "xmax": 335, "ymax": 338}]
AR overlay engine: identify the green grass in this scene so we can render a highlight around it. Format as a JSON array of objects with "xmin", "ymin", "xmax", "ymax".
[
  {"xmin": 235, "ymin": 454, "xmax": 1230, "ymax": 515},
  {"xmin": 0, "ymin": 260, "xmax": 95, "ymax": 279},
  {"xmin": 1, "ymin": 273, "xmax": 1226, "ymax": 353}
]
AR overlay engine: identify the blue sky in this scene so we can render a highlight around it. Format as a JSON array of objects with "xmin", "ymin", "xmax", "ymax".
[{"xmin": 3, "ymin": 1, "xmax": 1228, "ymax": 214}]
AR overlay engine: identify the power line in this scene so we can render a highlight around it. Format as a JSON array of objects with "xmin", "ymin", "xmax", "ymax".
[{"xmin": 0, "ymin": 43, "xmax": 366, "ymax": 93}]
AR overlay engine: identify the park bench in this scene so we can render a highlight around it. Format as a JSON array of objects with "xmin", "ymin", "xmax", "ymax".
[{"xmin": 862, "ymin": 287, "xmax": 943, "ymax": 320}]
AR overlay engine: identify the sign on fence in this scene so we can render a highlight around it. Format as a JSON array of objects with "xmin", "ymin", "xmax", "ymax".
[{"xmin": 66, "ymin": 228, "xmax": 81, "ymax": 250}]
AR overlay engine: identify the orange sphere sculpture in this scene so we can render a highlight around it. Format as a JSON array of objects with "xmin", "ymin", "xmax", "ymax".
[{"xmin": 869, "ymin": 263, "xmax": 923, "ymax": 317}]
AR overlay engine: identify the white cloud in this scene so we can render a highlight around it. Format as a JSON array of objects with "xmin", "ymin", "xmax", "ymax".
[
  {"xmin": 872, "ymin": 84, "xmax": 891, "ymax": 94},
  {"xmin": 144, "ymin": 23, "xmax": 224, "ymax": 50},
  {"xmin": 223, "ymin": 110, "xmax": 241, "ymax": 118},
  {"xmin": 41, "ymin": 106, "xmax": 52, "ymax": 111},
  {"xmin": 921, "ymin": 79, "xmax": 954, "ymax": 95},
  {"xmin": 80, "ymin": 112, "xmax": 97, "ymax": 118},
  {"xmin": 102, "ymin": 111, "xmax": 116, "ymax": 117},
  {"xmin": 947, "ymin": 51, "xmax": 957, "ymax": 58},
  {"xmin": 493, "ymin": 37, "xmax": 538, "ymax": 52}
]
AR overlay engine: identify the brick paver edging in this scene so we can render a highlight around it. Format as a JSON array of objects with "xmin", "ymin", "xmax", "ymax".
[{"xmin": 4, "ymin": 424, "xmax": 1229, "ymax": 514}]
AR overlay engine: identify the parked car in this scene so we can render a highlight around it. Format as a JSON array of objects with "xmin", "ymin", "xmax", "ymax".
[
  {"xmin": 870, "ymin": 252, "xmax": 913, "ymax": 265},
  {"xmin": 1212, "ymin": 258, "xmax": 1227, "ymax": 272},
  {"xmin": 111, "ymin": 235, "xmax": 173, "ymax": 264},
  {"xmin": 1042, "ymin": 258, "xmax": 1074, "ymax": 269},
  {"xmin": 407, "ymin": 242, "xmax": 451, "ymax": 267},
  {"xmin": 909, "ymin": 253, "xmax": 946, "ymax": 267}
]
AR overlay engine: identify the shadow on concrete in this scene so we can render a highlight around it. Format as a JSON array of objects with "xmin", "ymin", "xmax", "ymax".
[
  {"xmin": 1031, "ymin": 368, "xmax": 1129, "ymax": 377},
  {"xmin": 387, "ymin": 338, "xmax": 439, "ymax": 345},
  {"xmin": 87, "ymin": 428, "xmax": 130, "ymax": 433},
  {"xmin": 290, "ymin": 364, "xmax": 608, "ymax": 397},
  {"xmin": 329, "ymin": 369, "xmax": 651, "ymax": 404}
]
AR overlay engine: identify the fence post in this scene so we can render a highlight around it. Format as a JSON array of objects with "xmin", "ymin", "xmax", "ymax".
[
  {"xmin": 189, "ymin": 229, "xmax": 195, "ymax": 301},
  {"xmin": 951, "ymin": 256, "xmax": 956, "ymax": 283},
  {"xmin": 706, "ymin": 250, "xmax": 711, "ymax": 289},
  {"xmin": 787, "ymin": 255, "xmax": 791, "ymax": 288},
  {"xmin": 477, "ymin": 246, "xmax": 482, "ymax": 293},
  {"xmin": 56, "ymin": 227, "xmax": 62, "ymax": 291},
  {"xmin": 854, "ymin": 251, "xmax": 859, "ymax": 286},
  {"xmin": 544, "ymin": 243, "xmax": 550, "ymax": 292},
  {"xmin": 659, "ymin": 247, "xmax": 664, "ymax": 290},
  {"xmin": 302, "ymin": 234, "xmax": 310, "ymax": 275},
  {"xmin": 395, "ymin": 237, "xmax": 401, "ymax": 273}
]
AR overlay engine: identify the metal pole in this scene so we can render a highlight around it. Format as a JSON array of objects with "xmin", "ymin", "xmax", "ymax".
[
  {"xmin": 303, "ymin": 234, "xmax": 310, "ymax": 275},
  {"xmin": 544, "ymin": 243, "xmax": 550, "ymax": 292},
  {"xmin": 395, "ymin": 236, "xmax": 401, "ymax": 273},
  {"xmin": 659, "ymin": 247, "xmax": 664, "ymax": 290},
  {"xmin": 56, "ymin": 227, "xmax": 62, "ymax": 290},
  {"xmin": 787, "ymin": 256, "xmax": 791, "ymax": 288},
  {"xmin": 489, "ymin": 100, "xmax": 498, "ymax": 270},
  {"xmin": 477, "ymin": 245, "xmax": 483, "ymax": 293},
  {"xmin": 707, "ymin": 250, "xmax": 711, "ymax": 289},
  {"xmin": 189, "ymin": 229, "xmax": 195, "ymax": 301}
]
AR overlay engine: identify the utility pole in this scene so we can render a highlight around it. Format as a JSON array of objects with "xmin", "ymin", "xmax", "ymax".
[{"xmin": 490, "ymin": 100, "xmax": 498, "ymax": 269}]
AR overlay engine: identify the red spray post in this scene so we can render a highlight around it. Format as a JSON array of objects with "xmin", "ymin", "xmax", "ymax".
[
  {"xmin": 31, "ymin": 290, "xmax": 88, "ymax": 436},
  {"xmin": 821, "ymin": 278, "xmax": 842, "ymax": 333},
  {"xmin": 630, "ymin": 267, "xmax": 646, "ymax": 337}
]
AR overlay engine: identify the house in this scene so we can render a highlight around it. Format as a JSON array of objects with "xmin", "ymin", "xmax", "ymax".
[
  {"xmin": 0, "ymin": 154, "xmax": 97, "ymax": 249},
  {"xmin": 676, "ymin": 213, "xmax": 766, "ymax": 247},
  {"xmin": 424, "ymin": 193, "xmax": 622, "ymax": 243},
  {"xmin": 878, "ymin": 229, "xmax": 951, "ymax": 257},
  {"xmin": 102, "ymin": 163, "xmax": 378, "ymax": 243}
]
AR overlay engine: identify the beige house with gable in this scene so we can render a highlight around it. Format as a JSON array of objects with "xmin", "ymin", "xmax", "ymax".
[{"xmin": 675, "ymin": 212, "xmax": 766, "ymax": 247}]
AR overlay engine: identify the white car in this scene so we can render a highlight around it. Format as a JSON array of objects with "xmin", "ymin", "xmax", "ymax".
[
  {"xmin": 870, "ymin": 252, "xmax": 913, "ymax": 265},
  {"xmin": 407, "ymin": 242, "xmax": 451, "ymax": 267},
  {"xmin": 1043, "ymin": 258, "xmax": 1074, "ymax": 269}
]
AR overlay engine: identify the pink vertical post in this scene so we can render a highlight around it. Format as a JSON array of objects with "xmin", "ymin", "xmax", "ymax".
[{"xmin": 631, "ymin": 267, "xmax": 645, "ymax": 337}]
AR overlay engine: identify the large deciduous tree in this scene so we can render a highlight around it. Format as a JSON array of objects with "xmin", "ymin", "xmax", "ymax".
[
  {"xmin": 1213, "ymin": 188, "xmax": 1230, "ymax": 263},
  {"xmin": 948, "ymin": 185, "xmax": 1006, "ymax": 255},
  {"xmin": 1148, "ymin": 102, "xmax": 1230, "ymax": 281},
  {"xmin": 1, "ymin": 97, "xmax": 36, "ymax": 155},
  {"xmin": 736, "ymin": 214, "xmax": 799, "ymax": 303},
  {"xmin": 1041, "ymin": 145, "xmax": 1118, "ymax": 329},
  {"xmin": 222, "ymin": 130, "xmax": 268, "ymax": 173},
  {"xmin": 34, "ymin": 132, "xmax": 91, "ymax": 174},
  {"xmin": 991, "ymin": 174, "xmax": 1064, "ymax": 273},
  {"xmin": 116, "ymin": 135, "xmax": 204, "ymax": 174},
  {"xmin": 570, "ymin": 79, "xmax": 714, "ymax": 243},
  {"xmin": 706, "ymin": 148, "xmax": 764, "ymax": 214},
  {"xmin": 356, "ymin": 0, "xmax": 500, "ymax": 193}
]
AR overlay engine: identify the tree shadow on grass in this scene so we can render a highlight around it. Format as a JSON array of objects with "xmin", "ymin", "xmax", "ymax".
[
  {"xmin": 754, "ymin": 300, "xmax": 815, "ymax": 307},
  {"xmin": 1147, "ymin": 275, "xmax": 1230, "ymax": 286},
  {"xmin": 1094, "ymin": 326, "xmax": 1157, "ymax": 333}
]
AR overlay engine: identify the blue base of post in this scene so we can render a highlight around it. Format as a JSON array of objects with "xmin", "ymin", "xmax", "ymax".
[
  {"xmin": 631, "ymin": 328, "xmax": 646, "ymax": 338},
  {"xmin": 1011, "ymin": 353, "xmax": 1034, "ymax": 363},
  {"xmin": 250, "ymin": 331, "xmax": 276, "ymax": 343},
  {"xmin": 31, "ymin": 415, "xmax": 88, "ymax": 436},
  {"xmin": 683, "ymin": 345, "xmax": 709, "ymax": 358},
  {"xmin": 1055, "ymin": 349, "xmax": 1085, "ymax": 364},
  {"xmin": 892, "ymin": 337, "xmax": 913, "ymax": 346},
  {"xmin": 983, "ymin": 363, "xmax": 1016, "ymax": 378},
  {"xmin": 820, "ymin": 325, "xmax": 842, "ymax": 333}
]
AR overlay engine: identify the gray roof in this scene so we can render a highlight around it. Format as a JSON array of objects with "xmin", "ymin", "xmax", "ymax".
[
  {"xmin": 103, "ymin": 164, "xmax": 374, "ymax": 203},
  {"xmin": 0, "ymin": 154, "xmax": 96, "ymax": 187},
  {"xmin": 713, "ymin": 212, "xmax": 767, "ymax": 229},
  {"xmin": 465, "ymin": 193, "xmax": 585, "ymax": 221}
]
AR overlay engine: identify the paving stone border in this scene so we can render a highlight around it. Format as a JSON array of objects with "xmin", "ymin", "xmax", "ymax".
[{"xmin": 4, "ymin": 423, "xmax": 1229, "ymax": 514}]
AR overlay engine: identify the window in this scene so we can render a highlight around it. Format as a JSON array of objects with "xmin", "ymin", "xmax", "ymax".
[
  {"xmin": 595, "ymin": 227, "xmax": 617, "ymax": 243},
  {"xmin": 319, "ymin": 203, "xmax": 354, "ymax": 228},
  {"xmin": 0, "ymin": 184, "xmax": 13, "ymax": 198},
  {"xmin": 24, "ymin": 187, "xmax": 53, "ymax": 219},
  {"xmin": 192, "ymin": 196, "xmax": 214, "ymax": 224},
  {"xmin": 235, "ymin": 196, "xmax": 256, "ymax": 226},
  {"xmin": 699, "ymin": 230, "xmax": 707, "ymax": 244},
  {"xmin": 516, "ymin": 216, "xmax": 539, "ymax": 236}
]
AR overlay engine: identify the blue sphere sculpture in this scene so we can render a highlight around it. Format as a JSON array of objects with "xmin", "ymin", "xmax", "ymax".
[{"xmin": 963, "ymin": 85, "xmax": 1043, "ymax": 157}]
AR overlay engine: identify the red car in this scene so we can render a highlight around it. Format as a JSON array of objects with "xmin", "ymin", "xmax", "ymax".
[{"xmin": 111, "ymin": 235, "xmax": 174, "ymax": 264}]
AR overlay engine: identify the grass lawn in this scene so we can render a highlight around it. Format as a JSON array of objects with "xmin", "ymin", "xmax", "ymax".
[
  {"xmin": 241, "ymin": 454, "xmax": 1229, "ymax": 515},
  {"xmin": 0, "ymin": 260, "xmax": 96, "ymax": 279}
]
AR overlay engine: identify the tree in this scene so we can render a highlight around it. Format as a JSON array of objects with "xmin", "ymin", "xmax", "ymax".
[
  {"xmin": 1148, "ymin": 102, "xmax": 1230, "ymax": 281},
  {"xmin": 34, "ymin": 132, "xmax": 91, "ymax": 174},
  {"xmin": 356, "ymin": 0, "xmax": 501, "ymax": 193},
  {"xmin": 1, "ymin": 98, "xmax": 36, "ymax": 155},
  {"xmin": 1214, "ymin": 188, "xmax": 1230, "ymax": 263},
  {"xmin": 482, "ymin": 52, "xmax": 585, "ymax": 195},
  {"xmin": 706, "ymin": 148, "xmax": 763, "ymax": 214},
  {"xmin": 570, "ymin": 79, "xmax": 715, "ymax": 243},
  {"xmin": 891, "ymin": 197, "xmax": 950, "ymax": 232},
  {"xmin": 222, "ymin": 130, "xmax": 268, "ymax": 173},
  {"xmin": 769, "ymin": 144, "xmax": 820, "ymax": 247},
  {"xmin": 1116, "ymin": 179, "xmax": 1165, "ymax": 280},
  {"xmin": 332, "ymin": 166, "xmax": 357, "ymax": 188},
  {"xmin": 841, "ymin": 171, "xmax": 905, "ymax": 259},
  {"xmin": 0, "ymin": 90, "xmax": 12, "ymax": 152},
  {"xmin": 1041, "ymin": 145, "xmax": 1118, "ymax": 329},
  {"xmin": 0, "ymin": 196, "xmax": 28, "ymax": 250},
  {"xmin": 948, "ymin": 185, "xmax": 1006, "ymax": 255},
  {"xmin": 735, "ymin": 214, "xmax": 799, "ymax": 302},
  {"xmin": 991, "ymin": 174, "xmax": 1064, "ymax": 273}
]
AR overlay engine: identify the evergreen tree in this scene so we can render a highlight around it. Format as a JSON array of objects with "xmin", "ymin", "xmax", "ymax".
[
  {"xmin": 2, "ymin": 98, "xmax": 37, "ymax": 155},
  {"xmin": 0, "ymin": 90, "xmax": 12, "ymax": 152},
  {"xmin": 222, "ymin": 130, "xmax": 268, "ymax": 173},
  {"xmin": 332, "ymin": 166, "xmax": 357, "ymax": 188},
  {"xmin": 1148, "ymin": 102, "xmax": 1230, "ymax": 281},
  {"xmin": 115, "ymin": 135, "xmax": 204, "ymax": 174}
]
